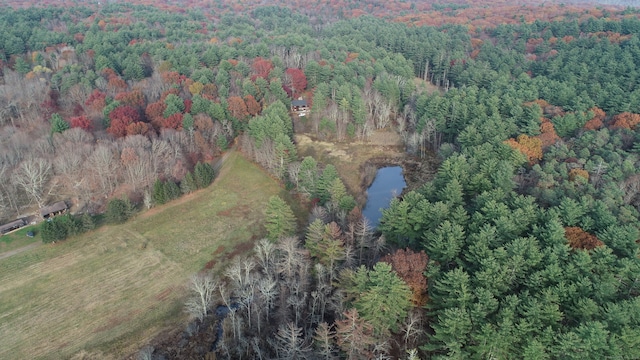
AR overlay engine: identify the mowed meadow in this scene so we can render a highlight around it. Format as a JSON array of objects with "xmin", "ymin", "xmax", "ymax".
[{"xmin": 0, "ymin": 152, "xmax": 295, "ymax": 359}]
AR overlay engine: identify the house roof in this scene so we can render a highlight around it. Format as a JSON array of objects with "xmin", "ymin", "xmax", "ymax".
[
  {"xmin": 291, "ymin": 99, "xmax": 308, "ymax": 106},
  {"xmin": 40, "ymin": 201, "xmax": 68, "ymax": 217},
  {"xmin": 0, "ymin": 219, "xmax": 26, "ymax": 233}
]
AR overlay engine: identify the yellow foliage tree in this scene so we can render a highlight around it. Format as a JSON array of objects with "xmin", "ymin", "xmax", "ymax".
[{"xmin": 189, "ymin": 81, "xmax": 204, "ymax": 96}]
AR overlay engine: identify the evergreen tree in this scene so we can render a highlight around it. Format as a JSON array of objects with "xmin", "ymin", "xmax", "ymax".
[
  {"xmin": 15, "ymin": 57, "xmax": 31, "ymax": 75},
  {"xmin": 152, "ymin": 179, "xmax": 166, "ymax": 205},
  {"xmin": 344, "ymin": 262, "xmax": 412, "ymax": 336},
  {"xmin": 317, "ymin": 164, "xmax": 339, "ymax": 204},
  {"xmin": 50, "ymin": 113, "xmax": 70, "ymax": 134},
  {"xmin": 181, "ymin": 172, "xmax": 198, "ymax": 194},
  {"xmin": 194, "ymin": 162, "xmax": 215, "ymax": 188},
  {"xmin": 264, "ymin": 195, "xmax": 297, "ymax": 241},
  {"xmin": 164, "ymin": 180, "xmax": 181, "ymax": 201},
  {"xmin": 80, "ymin": 213, "xmax": 95, "ymax": 232},
  {"xmin": 41, "ymin": 218, "xmax": 68, "ymax": 243},
  {"xmin": 106, "ymin": 198, "xmax": 134, "ymax": 224}
]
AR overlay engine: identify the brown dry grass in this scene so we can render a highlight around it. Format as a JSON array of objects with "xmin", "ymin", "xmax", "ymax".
[
  {"xmin": 296, "ymin": 130, "xmax": 405, "ymax": 194},
  {"xmin": 0, "ymin": 151, "xmax": 296, "ymax": 359}
]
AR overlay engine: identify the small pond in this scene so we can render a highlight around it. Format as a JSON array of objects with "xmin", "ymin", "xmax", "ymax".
[{"xmin": 362, "ymin": 166, "xmax": 407, "ymax": 227}]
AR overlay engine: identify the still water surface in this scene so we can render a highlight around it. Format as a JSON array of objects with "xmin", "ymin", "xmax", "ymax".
[{"xmin": 362, "ymin": 166, "xmax": 407, "ymax": 227}]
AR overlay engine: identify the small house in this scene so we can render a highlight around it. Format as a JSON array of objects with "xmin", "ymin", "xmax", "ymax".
[
  {"xmin": 291, "ymin": 99, "xmax": 309, "ymax": 116},
  {"xmin": 40, "ymin": 201, "xmax": 68, "ymax": 219},
  {"xmin": 0, "ymin": 219, "xmax": 26, "ymax": 235}
]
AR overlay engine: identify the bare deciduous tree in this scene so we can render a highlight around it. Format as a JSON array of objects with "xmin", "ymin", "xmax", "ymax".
[
  {"xmin": 255, "ymin": 238, "xmax": 277, "ymax": 277},
  {"xmin": 313, "ymin": 322, "xmax": 337, "ymax": 360},
  {"xmin": 86, "ymin": 144, "xmax": 119, "ymax": 196},
  {"xmin": 185, "ymin": 272, "xmax": 218, "ymax": 321},
  {"xmin": 12, "ymin": 157, "xmax": 52, "ymax": 208},
  {"xmin": 273, "ymin": 322, "xmax": 312, "ymax": 360}
]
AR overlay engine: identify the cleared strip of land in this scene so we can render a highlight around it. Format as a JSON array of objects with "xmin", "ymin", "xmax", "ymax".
[{"xmin": 0, "ymin": 152, "xmax": 294, "ymax": 359}]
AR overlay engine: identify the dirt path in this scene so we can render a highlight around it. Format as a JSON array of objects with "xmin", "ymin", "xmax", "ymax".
[{"xmin": 0, "ymin": 241, "xmax": 41, "ymax": 261}]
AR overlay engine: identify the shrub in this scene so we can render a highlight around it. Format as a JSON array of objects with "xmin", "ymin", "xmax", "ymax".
[{"xmin": 106, "ymin": 198, "xmax": 135, "ymax": 224}]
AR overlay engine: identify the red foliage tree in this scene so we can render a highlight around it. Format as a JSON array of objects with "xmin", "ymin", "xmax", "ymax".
[
  {"xmin": 252, "ymin": 57, "xmax": 273, "ymax": 81},
  {"xmin": 114, "ymin": 89, "xmax": 145, "ymax": 107},
  {"xmin": 108, "ymin": 105, "xmax": 141, "ymax": 137},
  {"xmin": 183, "ymin": 99, "xmax": 192, "ymax": 114},
  {"xmin": 161, "ymin": 71, "xmax": 185, "ymax": 85},
  {"xmin": 145, "ymin": 101, "xmax": 166, "ymax": 123},
  {"xmin": 227, "ymin": 96, "xmax": 249, "ymax": 120},
  {"xmin": 41, "ymin": 90, "xmax": 60, "ymax": 120},
  {"xmin": 201, "ymin": 83, "xmax": 218, "ymax": 100},
  {"xmin": 70, "ymin": 115, "xmax": 93, "ymax": 131},
  {"xmin": 85, "ymin": 89, "xmax": 107, "ymax": 112},
  {"xmin": 284, "ymin": 68, "xmax": 307, "ymax": 97},
  {"xmin": 162, "ymin": 113, "xmax": 183, "ymax": 130},
  {"xmin": 107, "ymin": 76, "xmax": 127, "ymax": 94},
  {"xmin": 381, "ymin": 248, "xmax": 429, "ymax": 306}
]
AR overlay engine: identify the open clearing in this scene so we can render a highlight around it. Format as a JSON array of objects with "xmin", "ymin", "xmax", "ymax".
[
  {"xmin": 0, "ymin": 151, "xmax": 297, "ymax": 359},
  {"xmin": 296, "ymin": 130, "xmax": 406, "ymax": 195}
]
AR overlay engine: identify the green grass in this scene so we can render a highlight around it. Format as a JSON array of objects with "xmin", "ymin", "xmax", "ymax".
[
  {"xmin": 0, "ymin": 224, "xmax": 41, "ymax": 252},
  {"xmin": 0, "ymin": 152, "xmax": 302, "ymax": 359}
]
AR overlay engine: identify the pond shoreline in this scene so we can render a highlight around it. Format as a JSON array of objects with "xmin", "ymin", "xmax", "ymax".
[{"xmin": 359, "ymin": 154, "xmax": 438, "ymax": 205}]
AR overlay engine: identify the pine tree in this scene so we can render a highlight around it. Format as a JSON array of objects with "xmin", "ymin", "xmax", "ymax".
[
  {"xmin": 164, "ymin": 180, "xmax": 181, "ymax": 201},
  {"xmin": 50, "ymin": 113, "xmax": 70, "ymax": 134},
  {"xmin": 264, "ymin": 196, "xmax": 297, "ymax": 241},
  {"xmin": 181, "ymin": 172, "xmax": 198, "ymax": 194},
  {"xmin": 317, "ymin": 164, "xmax": 339, "ymax": 204},
  {"xmin": 152, "ymin": 179, "xmax": 167, "ymax": 205},
  {"xmin": 194, "ymin": 162, "xmax": 215, "ymax": 188},
  {"xmin": 80, "ymin": 213, "xmax": 95, "ymax": 232},
  {"xmin": 106, "ymin": 198, "xmax": 134, "ymax": 224},
  {"xmin": 345, "ymin": 262, "xmax": 412, "ymax": 336}
]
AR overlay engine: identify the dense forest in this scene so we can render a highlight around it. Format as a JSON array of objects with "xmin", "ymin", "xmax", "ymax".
[{"xmin": 1, "ymin": 0, "xmax": 640, "ymax": 359}]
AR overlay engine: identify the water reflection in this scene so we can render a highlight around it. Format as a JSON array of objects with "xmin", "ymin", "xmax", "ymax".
[{"xmin": 362, "ymin": 166, "xmax": 406, "ymax": 227}]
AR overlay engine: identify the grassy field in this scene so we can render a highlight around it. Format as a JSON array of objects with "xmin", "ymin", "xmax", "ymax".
[
  {"xmin": 0, "ymin": 224, "xmax": 41, "ymax": 253},
  {"xmin": 0, "ymin": 151, "xmax": 299, "ymax": 359}
]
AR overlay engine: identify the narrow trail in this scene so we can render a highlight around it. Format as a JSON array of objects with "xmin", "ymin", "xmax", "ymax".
[{"xmin": 0, "ymin": 241, "xmax": 41, "ymax": 261}]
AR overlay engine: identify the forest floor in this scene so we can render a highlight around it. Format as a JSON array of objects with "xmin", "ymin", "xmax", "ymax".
[{"xmin": 0, "ymin": 151, "xmax": 299, "ymax": 360}]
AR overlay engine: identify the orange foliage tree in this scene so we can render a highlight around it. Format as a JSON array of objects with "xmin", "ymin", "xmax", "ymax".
[
  {"xmin": 565, "ymin": 227, "xmax": 604, "ymax": 251},
  {"xmin": 126, "ymin": 121, "xmax": 153, "ymax": 136},
  {"xmin": 610, "ymin": 112, "xmax": 640, "ymax": 130},
  {"xmin": 244, "ymin": 94, "xmax": 261, "ymax": 116},
  {"xmin": 584, "ymin": 107, "xmax": 606, "ymax": 130},
  {"xmin": 538, "ymin": 118, "xmax": 560, "ymax": 148},
  {"xmin": 569, "ymin": 168, "xmax": 589, "ymax": 183},
  {"xmin": 505, "ymin": 134, "xmax": 543, "ymax": 165},
  {"xmin": 115, "ymin": 89, "xmax": 145, "ymax": 107},
  {"xmin": 380, "ymin": 248, "xmax": 429, "ymax": 306},
  {"xmin": 227, "ymin": 96, "xmax": 249, "ymax": 120}
]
